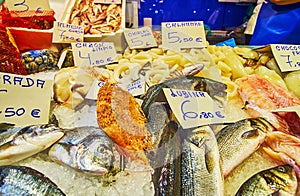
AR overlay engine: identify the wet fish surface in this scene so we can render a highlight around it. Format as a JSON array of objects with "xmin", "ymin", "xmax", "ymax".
[
  {"xmin": 0, "ymin": 124, "xmax": 64, "ymax": 165},
  {"xmin": 236, "ymin": 165, "xmax": 298, "ymax": 196},
  {"xmin": 216, "ymin": 117, "xmax": 275, "ymax": 177},
  {"xmin": 0, "ymin": 165, "xmax": 65, "ymax": 195},
  {"xmin": 181, "ymin": 126, "xmax": 224, "ymax": 196},
  {"xmin": 49, "ymin": 126, "xmax": 120, "ymax": 175}
]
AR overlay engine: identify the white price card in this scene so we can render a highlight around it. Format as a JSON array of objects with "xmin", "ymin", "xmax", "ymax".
[
  {"xmin": 6, "ymin": 0, "xmax": 51, "ymax": 11},
  {"xmin": 0, "ymin": 72, "xmax": 52, "ymax": 126},
  {"xmin": 162, "ymin": 21, "xmax": 206, "ymax": 51},
  {"xmin": 270, "ymin": 44, "xmax": 300, "ymax": 72},
  {"xmin": 163, "ymin": 88, "xmax": 226, "ymax": 129},
  {"xmin": 71, "ymin": 42, "xmax": 118, "ymax": 67},
  {"xmin": 52, "ymin": 21, "xmax": 84, "ymax": 43},
  {"xmin": 124, "ymin": 26, "xmax": 157, "ymax": 49}
]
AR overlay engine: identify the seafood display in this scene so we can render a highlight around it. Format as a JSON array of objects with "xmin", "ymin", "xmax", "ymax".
[
  {"xmin": 68, "ymin": 0, "xmax": 123, "ymax": 34},
  {"xmin": 0, "ymin": 124, "xmax": 64, "ymax": 166},
  {"xmin": 1, "ymin": 18, "xmax": 300, "ymax": 195},
  {"xmin": 236, "ymin": 165, "xmax": 298, "ymax": 196},
  {"xmin": 0, "ymin": 165, "xmax": 65, "ymax": 195},
  {"xmin": 49, "ymin": 126, "xmax": 120, "ymax": 175}
]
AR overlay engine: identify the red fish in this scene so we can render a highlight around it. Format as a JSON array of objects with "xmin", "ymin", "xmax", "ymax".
[{"xmin": 236, "ymin": 75, "xmax": 300, "ymax": 137}]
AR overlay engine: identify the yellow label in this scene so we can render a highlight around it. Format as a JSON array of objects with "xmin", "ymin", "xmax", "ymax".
[
  {"xmin": 270, "ymin": 44, "xmax": 300, "ymax": 72},
  {"xmin": 0, "ymin": 72, "xmax": 52, "ymax": 126},
  {"xmin": 6, "ymin": 0, "xmax": 51, "ymax": 11},
  {"xmin": 161, "ymin": 21, "xmax": 206, "ymax": 51},
  {"xmin": 94, "ymin": 0, "xmax": 122, "ymax": 3},
  {"xmin": 52, "ymin": 22, "xmax": 84, "ymax": 43},
  {"xmin": 273, "ymin": 105, "xmax": 300, "ymax": 117},
  {"xmin": 163, "ymin": 88, "xmax": 226, "ymax": 129},
  {"xmin": 124, "ymin": 26, "xmax": 157, "ymax": 49},
  {"xmin": 71, "ymin": 42, "xmax": 118, "ymax": 67}
]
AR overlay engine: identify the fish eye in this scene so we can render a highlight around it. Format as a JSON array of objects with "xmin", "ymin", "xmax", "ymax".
[
  {"xmin": 241, "ymin": 129, "xmax": 259, "ymax": 138},
  {"xmin": 276, "ymin": 166, "xmax": 286, "ymax": 173}
]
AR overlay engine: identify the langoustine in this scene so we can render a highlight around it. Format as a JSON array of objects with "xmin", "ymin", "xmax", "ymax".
[{"xmin": 235, "ymin": 74, "xmax": 300, "ymax": 137}]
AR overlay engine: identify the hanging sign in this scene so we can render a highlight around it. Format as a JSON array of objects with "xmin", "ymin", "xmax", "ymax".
[
  {"xmin": 124, "ymin": 26, "xmax": 157, "ymax": 49},
  {"xmin": 270, "ymin": 44, "xmax": 300, "ymax": 72},
  {"xmin": 162, "ymin": 21, "xmax": 206, "ymax": 51},
  {"xmin": 0, "ymin": 72, "xmax": 52, "ymax": 126},
  {"xmin": 163, "ymin": 88, "xmax": 226, "ymax": 129},
  {"xmin": 71, "ymin": 42, "xmax": 118, "ymax": 67},
  {"xmin": 52, "ymin": 21, "xmax": 84, "ymax": 43}
]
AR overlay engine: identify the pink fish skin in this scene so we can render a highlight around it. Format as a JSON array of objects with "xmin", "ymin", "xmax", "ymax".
[{"xmin": 236, "ymin": 75, "xmax": 300, "ymax": 137}]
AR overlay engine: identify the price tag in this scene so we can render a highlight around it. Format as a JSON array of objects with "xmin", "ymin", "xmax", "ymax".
[
  {"xmin": 119, "ymin": 79, "xmax": 146, "ymax": 96},
  {"xmin": 71, "ymin": 42, "xmax": 118, "ymax": 67},
  {"xmin": 124, "ymin": 26, "xmax": 157, "ymax": 49},
  {"xmin": 6, "ymin": 0, "xmax": 51, "ymax": 11},
  {"xmin": 94, "ymin": 0, "xmax": 122, "ymax": 3},
  {"xmin": 162, "ymin": 21, "xmax": 206, "ymax": 51},
  {"xmin": 163, "ymin": 88, "xmax": 226, "ymax": 129},
  {"xmin": 0, "ymin": 72, "xmax": 52, "ymax": 126},
  {"xmin": 273, "ymin": 105, "xmax": 300, "ymax": 117},
  {"xmin": 270, "ymin": 44, "xmax": 300, "ymax": 72},
  {"xmin": 52, "ymin": 22, "xmax": 84, "ymax": 43}
]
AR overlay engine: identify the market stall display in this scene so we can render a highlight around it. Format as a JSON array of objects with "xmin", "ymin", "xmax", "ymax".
[{"xmin": 0, "ymin": 0, "xmax": 300, "ymax": 195}]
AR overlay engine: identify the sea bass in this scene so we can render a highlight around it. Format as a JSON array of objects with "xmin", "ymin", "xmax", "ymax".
[
  {"xmin": 181, "ymin": 126, "xmax": 224, "ymax": 196},
  {"xmin": 0, "ymin": 165, "xmax": 65, "ymax": 195},
  {"xmin": 49, "ymin": 126, "xmax": 120, "ymax": 175},
  {"xmin": 236, "ymin": 165, "xmax": 298, "ymax": 196},
  {"xmin": 216, "ymin": 118, "xmax": 275, "ymax": 177},
  {"xmin": 0, "ymin": 124, "xmax": 64, "ymax": 165}
]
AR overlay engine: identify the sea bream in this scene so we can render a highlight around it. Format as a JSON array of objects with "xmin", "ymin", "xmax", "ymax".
[
  {"xmin": 236, "ymin": 165, "xmax": 298, "ymax": 196},
  {"xmin": 0, "ymin": 124, "xmax": 64, "ymax": 166},
  {"xmin": 49, "ymin": 126, "xmax": 120, "ymax": 175},
  {"xmin": 216, "ymin": 117, "xmax": 275, "ymax": 178},
  {"xmin": 0, "ymin": 165, "xmax": 65, "ymax": 195}
]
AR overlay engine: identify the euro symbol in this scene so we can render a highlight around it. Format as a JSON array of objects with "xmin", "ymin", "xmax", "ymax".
[{"xmin": 31, "ymin": 109, "xmax": 41, "ymax": 118}]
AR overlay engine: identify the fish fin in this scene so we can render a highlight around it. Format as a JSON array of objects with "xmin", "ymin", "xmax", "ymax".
[{"xmin": 0, "ymin": 123, "xmax": 15, "ymax": 131}]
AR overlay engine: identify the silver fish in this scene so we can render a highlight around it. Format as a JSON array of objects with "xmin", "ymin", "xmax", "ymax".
[
  {"xmin": 0, "ymin": 124, "xmax": 64, "ymax": 166},
  {"xmin": 181, "ymin": 126, "xmax": 224, "ymax": 196},
  {"xmin": 216, "ymin": 117, "xmax": 275, "ymax": 178},
  {"xmin": 49, "ymin": 126, "xmax": 120, "ymax": 175},
  {"xmin": 0, "ymin": 165, "xmax": 65, "ymax": 195}
]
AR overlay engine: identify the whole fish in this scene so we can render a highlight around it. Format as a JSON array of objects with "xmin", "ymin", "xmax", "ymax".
[
  {"xmin": 216, "ymin": 118, "xmax": 275, "ymax": 177},
  {"xmin": 0, "ymin": 124, "xmax": 64, "ymax": 166},
  {"xmin": 0, "ymin": 165, "xmax": 65, "ymax": 195},
  {"xmin": 152, "ymin": 121, "xmax": 181, "ymax": 196},
  {"xmin": 49, "ymin": 126, "xmax": 120, "ymax": 175},
  {"xmin": 181, "ymin": 126, "xmax": 224, "ymax": 196},
  {"xmin": 141, "ymin": 76, "xmax": 227, "ymax": 116},
  {"xmin": 236, "ymin": 165, "xmax": 298, "ymax": 196}
]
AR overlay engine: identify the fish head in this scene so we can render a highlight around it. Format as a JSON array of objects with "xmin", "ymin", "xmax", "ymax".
[
  {"xmin": 261, "ymin": 165, "xmax": 297, "ymax": 193},
  {"xmin": 20, "ymin": 124, "xmax": 64, "ymax": 147},
  {"xmin": 74, "ymin": 134, "xmax": 115, "ymax": 174}
]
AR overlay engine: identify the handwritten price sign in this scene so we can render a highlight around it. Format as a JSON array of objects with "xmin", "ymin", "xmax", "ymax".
[
  {"xmin": 162, "ymin": 21, "xmax": 206, "ymax": 51},
  {"xmin": 163, "ymin": 88, "xmax": 226, "ymax": 129},
  {"xmin": 270, "ymin": 44, "xmax": 300, "ymax": 72},
  {"xmin": 71, "ymin": 42, "xmax": 117, "ymax": 67},
  {"xmin": 0, "ymin": 72, "xmax": 52, "ymax": 126},
  {"xmin": 6, "ymin": 0, "xmax": 51, "ymax": 11},
  {"xmin": 53, "ymin": 22, "xmax": 84, "ymax": 43},
  {"xmin": 124, "ymin": 26, "xmax": 157, "ymax": 49}
]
